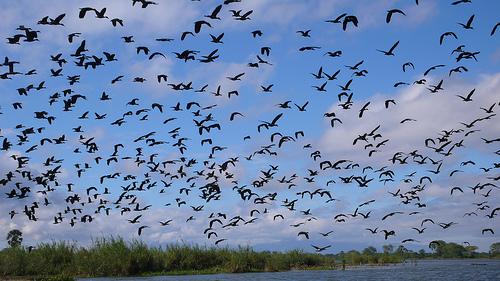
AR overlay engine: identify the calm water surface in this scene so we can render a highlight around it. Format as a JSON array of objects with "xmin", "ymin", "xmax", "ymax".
[{"xmin": 79, "ymin": 259, "xmax": 500, "ymax": 281}]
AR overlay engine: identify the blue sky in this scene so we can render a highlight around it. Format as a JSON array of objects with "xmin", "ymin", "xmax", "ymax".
[{"xmin": 0, "ymin": 0, "xmax": 499, "ymax": 253}]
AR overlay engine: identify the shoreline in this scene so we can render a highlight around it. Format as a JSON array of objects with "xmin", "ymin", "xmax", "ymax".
[
  {"xmin": 3, "ymin": 258, "xmax": 498, "ymax": 281},
  {"xmin": 1, "ymin": 238, "xmax": 497, "ymax": 280}
]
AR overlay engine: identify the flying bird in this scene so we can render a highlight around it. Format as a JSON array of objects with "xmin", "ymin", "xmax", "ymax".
[{"xmin": 386, "ymin": 9, "xmax": 406, "ymax": 23}]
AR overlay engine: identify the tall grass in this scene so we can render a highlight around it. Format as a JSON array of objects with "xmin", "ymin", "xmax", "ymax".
[{"xmin": 0, "ymin": 237, "xmax": 335, "ymax": 278}]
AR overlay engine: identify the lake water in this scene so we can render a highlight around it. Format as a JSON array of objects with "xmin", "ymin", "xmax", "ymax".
[{"xmin": 79, "ymin": 259, "xmax": 500, "ymax": 281}]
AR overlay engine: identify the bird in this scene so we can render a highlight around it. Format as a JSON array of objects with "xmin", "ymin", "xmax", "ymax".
[
  {"xmin": 261, "ymin": 84, "xmax": 273, "ymax": 92},
  {"xmin": 210, "ymin": 33, "xmax": 224, "ymax": 44},
  {"xmin": 128, "ymin": 215, "xmax": 142, "ymax": 224},
  {"xmin": 137, "ymin": 225, "xmax": 149, "ymax": 236},
  {"xmin": 194, "ymin": 20, "xmax": 212, "ymax": 33},
  {"xmin": 458, "ymin": 14, "xmax": 475, "ymax": 30},
  {"xmin": 452, "ymin": 0, "xmax": 472, "ymax": 5},
  {"xmin": 412, "ymin": 227, "xmax": 426, "ymax": 234},
  {"xmin": 319, "ymin": 230, "xmax": 334, "ymax": 237},
  {"xmin": 297, "ymin": 231, "xmax": 309, "ymax": 239},
  {"xmin": 440, "ymin": 32, "xmax": 457, "ymax": 45},
  {"xmin": 313, "ymin": 81, "xmax": 328, "ymax": 92},
  {"xmin": 79, "ymin": 7, "xmax": 96, "ymax": 19},
  {"xmin": 299, "ymin": 46, "xmax": 321, "ymax": 52},
  {"xmin": 450, "ymin": 187, "xmax": 464, "ymax": 195},
  {"xmin": 229, "ymin": 112, "xmax": 244, "ymax": 121},
  {"xmin": 0, "ymin": 0, "xmax": 497, "ymax": 259},
  {"xmin": 227, "ymin": 73, "xmax": 245, "ymax": 81},
  {"xmin": 295, "ymin": 102, "xmax": 309, "ymax": 112},
  {"xmin": 456, "ymin": 89, "xmax": 475, "ymax": 102},
  {"xmin": 132, "ymin": 0, "xmax": 158, "ymax": 8},
  {"xmin": 342, "ymin": 15, "xmax": 358, "ymax": 31},
  {"xmin": 359, "ymin": 102, "xmax": 370, "ymax": 118},
  {"xmin": 377, "ymin": 40, "xmax": 400, "ymax": 56},
  {"xmin": 159, "ymin": 219, "xmax": 173, "ymax": 226},
  {"xmin": 311, "ymin": 244, "xmax": 331, "ymax": 252},
  {"xmin": 491, "ymin": 22, "xmax": 500, "ymax": 36},
  {"xmin": 296, "ymin": 30, "xmax": 311, "ymax": 37},
  {"xmin": 402, "ymin": 62, "xmax": 414, "ymax": 72},
  {"xmin": 384, "ymin": 100, "xmax": 396, "ymax": 108},
  {"xmin": 386, "ymin": 9, "xmax": 406, "ymax": 23},
  {"xmin": 205, "ymin": 4, "xmax": 222, "ymax": 20},
  {"xmin": 251, "ymin": 30, "xmax": 263, "ymax": 37},
  {"xmin": 424, "ymin": 64, "xmax": 446, "ymax": 76},
  {"xmin": 326, "ymin": 13, "xmax": 347, "ymax": 24},
  {"xmin": 401, "ymin": 239, "xmax": 418, "ymax": 243},
  {"xmin": 382, "ymin": 230, "xmax": 396, "ymax": 240},
  {"xmin": 481, "ymin": 228, "xmax": 494, "ymax": 235},
  {"xmin": 215, "ymin": 238, "xmax": 227, "ymax": 246},
  {"xmin": 382, "ymin": 212, "xmax": 403, "ymax": 221}
]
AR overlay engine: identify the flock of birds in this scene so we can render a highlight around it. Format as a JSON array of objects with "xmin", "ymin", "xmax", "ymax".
[{"xmin": 0, "ymin": 0, "xmax": 499, "ymax": 252}]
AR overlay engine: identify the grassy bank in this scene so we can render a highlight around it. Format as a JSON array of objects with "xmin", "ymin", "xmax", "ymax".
[
  {"xmin": 0, "ymin": 237, "xmax": 336, "ymax": 279},
  {"xmin": 4, "ymin": 237, "xmax": 495, "ymax": 280}
]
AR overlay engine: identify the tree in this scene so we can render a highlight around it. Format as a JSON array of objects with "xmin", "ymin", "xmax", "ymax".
[
  {"xmin": 362, "ymin": 246, "xmax": 377, "ymax": 256},
  {"xmin": 418, "ymin": 249, "xmax": 426, "ymax": 258},
  {"xmin": 395, "ymin": 245, "xmax": 408, "ymax": 255},
  {"xmin": 490, "ymin": 242, "xmax": 500, "ymax": 257},
  {"xmin": 6, "ymin": 229, "xmax": 23, "ymax": 248},
  {"xmin": 428, "ymin": 240, "xmax": 445, "ymax": 256},
  {"xmin": 441, "ymin": 242, "xmax": 466, "ymax": 258},
  {"xmin": 346, "ymin": 250, "xmax": 363, "ymax": 265},
  {"xmin": 464, "ymin": 245, "xmax": 478, "ymax": 258},
  {"xmin": 382, "ymin": 244, "xmax": 394, "ymax": 254}
]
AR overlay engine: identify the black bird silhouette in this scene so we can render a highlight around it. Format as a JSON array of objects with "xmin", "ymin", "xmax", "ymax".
[
  {"xmin": 412, "ymin": 227, "xmax": 426, "ymax": 234},
  {"xmin": 440, "ymin": 32, "xmax": 457, "ymax": 45},
  {"xmin": 229, "ymin": 112, "xmax": 244, "ymax": 121},
  {"xmin": 326, "ymin": 13, "xmax": 346, "ymax": 24},
  {"xmin": 137, "ymin": 225, "xmax": 149, "ymax": 236},
  {"xmin": 205, "ymin": 4, "xmax": 222, "ymax": 20},
  {"xmin": 297, "ymin": 231, "xmax": 309, "ymax": 239},
  {"xmin": 458, "ymin": 14, "xmax": 475, "ymax": 29},
  {"xmin": 377, "ymin": 40, "xmax": 399, "ymax": 56},
  {"xmin": 424, "ymin": 64, "xmax": 445, "ymax": 76},
  {"xmin": 210, "ymin": 33, "xmax": 224, "ymax": 44},
  {"xmin": 227, "ymin": 72, "xmax": 245, "ymax": 81},
  {"xmin": 215, "ymin": 238, "xmax": 227, "ymax": 245},
  {"xmin": 319, "ymin": 230, "xmax": 334, "ymax": 237},
  {"xmin": 481, "ymin": 228, "xmax": 494, "ymax": 235},
  {"xmin": 386, "ymin": 9, "xmax": 406, "ymax": 23},
  {"xmin": 384, "ymin": 99, "xmax": 396, "ymax": 108},
  {"xmin": 311, "ymin": 244, "xmax": 331, "ymax": 252},
  {"xmin": 456, "ymin": 89, "xmax": 475, "ymax": 102},
  {"xmin": 491, "ymin": 22, "xmax": 500, "ymax": 36},
  {"xmin": 132, "ymin": 0, "xmax": 158, "ymax": 8},
  {"xmin": 452, "ymin": 0, "xmax": 472, "ymax": 5},
  {"xmin": 342, "ymin": 15, "xmax": 358, "ymax": 31},
  {"xmin": 359, "ymin": 102, "xmax": 370, "ymax": 118},
  {"xmin": 382, "ymin": 230, "xmax": 395, "ymax": 240},
  {"xmin": 194, "ymin": 20, "xmax": 212, "ymax": 33},
  {"xmin": 38, "ymin": 13, "xmax": 66, "ymax": 26},
  {"xmin": 296, "ymin": 30, "xmax": 311, "ymax": 37},
  {"xmin": 382, "ymin": 211, "xmax": 403, "ymax": 221}
]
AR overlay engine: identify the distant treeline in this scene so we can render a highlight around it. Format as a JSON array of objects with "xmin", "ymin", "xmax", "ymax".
[
  {"xmin": 327, "ymin": 241, "xmax": 500, "ymax": 265},
  {"xmin": 0, "ymin": 236, "xmax": 498, "ymax": 279}
]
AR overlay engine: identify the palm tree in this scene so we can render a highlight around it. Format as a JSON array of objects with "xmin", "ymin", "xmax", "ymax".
[{"xmin": 6, "ymin": 229, "xmax": 23, "ymax": 248}]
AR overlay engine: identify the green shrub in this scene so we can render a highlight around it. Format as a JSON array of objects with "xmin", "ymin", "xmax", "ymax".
[{"xmin": 0, "ymin": 236, "xmax": 336, "ymax": 278}]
